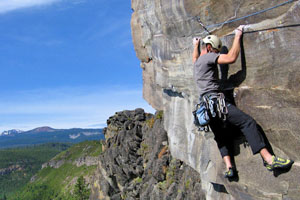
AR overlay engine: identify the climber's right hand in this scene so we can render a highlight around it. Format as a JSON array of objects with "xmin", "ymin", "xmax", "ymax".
[{"xmin": 235, "ymin": 25, "xmax": 245, "ymax": 36}]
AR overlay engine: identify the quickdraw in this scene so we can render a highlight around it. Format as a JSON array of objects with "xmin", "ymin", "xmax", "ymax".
[
  {"xmin": 203, "ymin": 92, "xmax": 228, "ymax": 121},
  {"xmin": 193, "ymin": 92, "xmax": 228, "ymax": 132}
]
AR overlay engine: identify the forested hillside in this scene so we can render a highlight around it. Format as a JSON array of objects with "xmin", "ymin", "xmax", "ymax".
[
  {"xmin": 10, "ymin": 140, "xmax": 102, "ymax": 200},
  {"xmin": 0, "ymin": 143, "xmax": 70, "ymax": 199}
]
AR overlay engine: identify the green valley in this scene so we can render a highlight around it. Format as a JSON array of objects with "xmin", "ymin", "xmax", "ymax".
[
  {"xmin": 9, "ymin": 140, "xmax": 102, "ymax": 200},
  {"xmin": 0, "ymin": 143, "xmax": 71, "ymax": 199}
]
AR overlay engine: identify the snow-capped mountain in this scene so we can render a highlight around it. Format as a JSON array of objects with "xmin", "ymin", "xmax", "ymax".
[
  {"xmin": 0, "ymin": 127, "xmax": 104, "ymax": 149},
  {"xmin": 0, "ymin": 129, "xmax": 24, "ymax": 136}
]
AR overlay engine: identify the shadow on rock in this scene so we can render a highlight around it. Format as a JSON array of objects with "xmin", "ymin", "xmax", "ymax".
[
  {"xmin": 211, "ymin": 182, "xmax": 229, "ymax": 193},
  {"xmin": 219, "ymin": 36, "xmax": 247, "ymax": 92}
]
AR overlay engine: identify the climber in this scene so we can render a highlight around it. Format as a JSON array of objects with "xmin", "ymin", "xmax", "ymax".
[{"xmin": 192, "ymin": 25, "xmax": 294, "ymax": 178}]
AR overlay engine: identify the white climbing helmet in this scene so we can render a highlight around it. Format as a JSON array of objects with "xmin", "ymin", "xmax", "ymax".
[{"xmin": 203, "ymin": 35, "xmax": 222, "ymax": 51}]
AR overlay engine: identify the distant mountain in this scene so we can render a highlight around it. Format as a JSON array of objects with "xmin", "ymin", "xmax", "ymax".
[
  {"xmin": 0, "ymin": 127, "xmax": 104, "ymax": 149},
  {"xmin": 0, "ymin": 129, "xmax": 24, "ymax": 136},
  {"xmin": 29, "ymin": 126, "xmax": 55, "ymax": 133},
  {"xmin": 0, "ymin": 126, "xmax": 56, "ymax": 136}
]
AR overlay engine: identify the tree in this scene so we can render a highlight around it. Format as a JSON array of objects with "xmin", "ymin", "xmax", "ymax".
[{"xmin": 74, "ymin": 176, "xmax": 90, "ymax": 200}]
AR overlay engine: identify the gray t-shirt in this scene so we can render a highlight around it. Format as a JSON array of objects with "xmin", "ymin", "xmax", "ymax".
[{"xmin": 194, "ymin": 52, "xmax": 220, "ymax": 96}]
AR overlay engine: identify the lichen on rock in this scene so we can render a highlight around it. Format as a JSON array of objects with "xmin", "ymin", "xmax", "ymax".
[{"xmin": 90, "ymin": 109, "xmax": 205, "ymax": 200}]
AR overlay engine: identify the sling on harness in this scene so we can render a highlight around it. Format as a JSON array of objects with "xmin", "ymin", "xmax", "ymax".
[{"xmin": 193, "ymin": 92, "xmax": 228, "ymax": 132}]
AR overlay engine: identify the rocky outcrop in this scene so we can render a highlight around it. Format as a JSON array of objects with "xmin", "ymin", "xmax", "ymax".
[
  {"xmin": 42, "ymin": 154, "xmax": 98, "ymax": 168},
  {"xmin": 42, "ymin": 160, "xmax": 65, "ymax": 169},
  {"xmin": 0, "ymin": 165, "xmax": 23, "ymax": 175},
  {"xmin": 75, "ymin": 156, "xmax": 99, "ymax": 167},
  {"xmin": 131, "ymin": 0, "xmax": 300, "ymax": 199},
  {"xmin": 42, "ymin": 157, "xmax": 99, "ymax": 168},
  {"xmin": 90, "ymin": 109, "xmax": 206, "ymax": 200}
]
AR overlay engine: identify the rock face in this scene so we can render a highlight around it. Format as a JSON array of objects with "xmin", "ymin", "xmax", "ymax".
[
  {"xmin": 0, "ymin": 165, "xmax": 23, "ymax": 176},
  {"xmin": 131, "ymin": 0, "xmax": 300, "ymax": 199},
  {"xmin": 90, "ymin": 109, "xmax": 206, "ymax": 200}
]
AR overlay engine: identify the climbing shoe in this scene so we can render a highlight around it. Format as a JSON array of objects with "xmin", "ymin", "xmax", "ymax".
[
  {"xmin": 264, "ymin": 156, "xmax": 294, "ymax": 171},
  {"xmin": 224, "ymin": 167, "xmax": 236, "ymax": 178}
]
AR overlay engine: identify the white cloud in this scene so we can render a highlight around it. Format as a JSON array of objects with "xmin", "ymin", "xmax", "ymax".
[
  {"xmin": 0, "ymin": 86, "xmax": 155, "ymax": 132},
  {"xmin": 0, "ymin": 0, "xmax": 61, "ymax": 14}
]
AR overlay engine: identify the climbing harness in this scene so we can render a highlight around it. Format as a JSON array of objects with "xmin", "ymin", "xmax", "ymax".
[
  {"xmin": 203, "ymin": 93, "xmax": 228, "ymax": 121},
  {"xmin": 193, "ymin": 92, "xmax": 228, "ymax": 132}
]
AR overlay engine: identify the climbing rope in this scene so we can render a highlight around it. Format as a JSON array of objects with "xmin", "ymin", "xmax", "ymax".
[
  {"xmin": 224, "ymin": 23, "xmax": 300, "ymax": 37},
  {"xmin": 194, "ymin": 0, "xmax": 297, "ymax": 33},
  {"xmin": 206, "ymin": 0, "xmax": 296, "ymax": 29}
]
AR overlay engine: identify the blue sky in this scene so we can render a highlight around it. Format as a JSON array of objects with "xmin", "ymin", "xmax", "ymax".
[{"xmin": 0, "ymin": 0, "xmax": 154, "ymax": 132}]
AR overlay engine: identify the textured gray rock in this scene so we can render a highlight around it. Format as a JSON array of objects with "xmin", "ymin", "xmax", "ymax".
[
  {"xmin": 90, "ymin": 110, "xmax": 206, "ymax": 200},
  {"xmin": 42, "ymin": 160, "xmax": 65, "ymax": 169},
  {"xmin": 74, "ymin": 156, "xmax": 99, "ymax": 167},
  {"xmin": 0, "ymin": 165, "xmax": 22, "ymax": 175},
  {"xmin": 131, "ymin": 0, "xmax": 300, "ymax": 199}
]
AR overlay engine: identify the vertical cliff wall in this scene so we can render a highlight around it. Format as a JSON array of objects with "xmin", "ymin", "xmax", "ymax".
[{"xmin": 131, "ymin": 0, "xmax": 300, "ymax": 199}]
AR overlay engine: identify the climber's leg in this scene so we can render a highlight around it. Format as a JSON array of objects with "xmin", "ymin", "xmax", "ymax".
[
  {"xmin": 209, "ymin": 117, "xmax": 230, "ymax": 158},
  {"xmin": 225, "ymin": 104, "xmax": 294, "ymax": 171},
  {"xmin": 209, "ymin": 117, "xmax": 238, "ymax": 178},
  {"xmin": 225, "ymin": 104, "xmax": 266, "ymax": 154},
  {"xmin": 223, "ymin": 155, "xmax": 232, "ymax": 170},
  {"xmin": 260, "ymin": 148, "xmax": 273, "ymax": 164}
]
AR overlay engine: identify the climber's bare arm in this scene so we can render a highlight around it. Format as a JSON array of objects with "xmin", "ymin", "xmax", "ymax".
[
  {"xmin": 193, "ymin": 38, "xmax": 201, "ymax": 63},
  {"xmin": 218, "ymin": 25, "xmax": 244, "ymax": 65}
]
